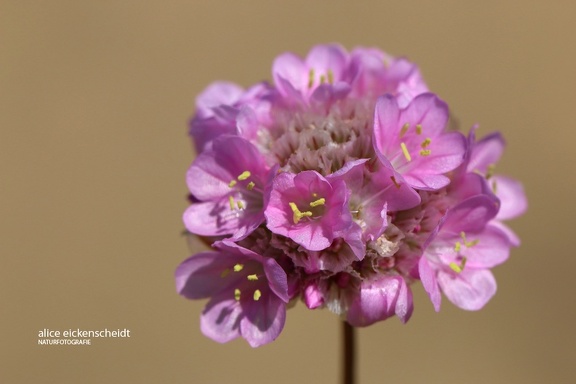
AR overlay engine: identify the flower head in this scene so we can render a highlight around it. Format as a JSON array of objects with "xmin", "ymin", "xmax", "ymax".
[{"xmin": 177, "ymin": 44, "xmax": 526, "ymax": 347}]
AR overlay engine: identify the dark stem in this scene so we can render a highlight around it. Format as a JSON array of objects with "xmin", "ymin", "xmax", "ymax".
[{"xmin": 342, "ymin": 321, "xmax": 356, "ymax": 384}]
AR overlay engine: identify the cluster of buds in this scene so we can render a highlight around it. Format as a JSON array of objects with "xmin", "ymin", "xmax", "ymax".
[{"xmin": 175, "ymin": 44, "xmax": 526, "ymax": 347}]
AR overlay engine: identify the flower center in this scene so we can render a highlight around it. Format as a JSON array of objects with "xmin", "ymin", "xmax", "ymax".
[{"xmin": 288, "ymin": 195, "xmax": 327, "ymax": 224}]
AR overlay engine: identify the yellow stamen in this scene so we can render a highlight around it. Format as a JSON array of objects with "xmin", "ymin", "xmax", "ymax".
[
  {"xmin": 460, "ymin": 232, "xmax": 479, "ymax": 247},
  {"xmin": 492, "ymin": 180, "xmax": 498, "ymax": 193},
  {"xmin": 247, "ymin": 274, "xmax": 258, "ymax": 281},
  {"xmin": 421, "ymin": 138, "xmax": 432, "ymax": 148},
  {"xmin": 236, "ymin": 200, "xmax": 244, "ymax": 210},
  {"xmin": 449, "ymin": 262, "xmax": 461, "ymax": 273},
  {"xmin": 246, "ymin": 181, "xmax": 255, "ymax": 190},
  {"xmin": 454, "ymin": 241, "xmax": 461, "ymax": 252},
  {"xmin": 416, "ymin": 124, "xmax": 423, "ymax": 135},
  {"xmin": 289, "ymin": 202, "xmax": 313, "ymax": 224},
  {"xmin": 400, "ymin": 142, "xmax": 412, "ymax": 161},
  {"xmin": 449, "ymin": 262, "xmax": 463, "ymax": 273},
  {"xmin": 400, "ymin": 123, "xmax": 409, "ymax": 137},
  {"xmin": 420, "ymin": 149, "xmax": 431, "ymax": 156},
  {"xmin": 486, "ymin": 164, "xmax": 495, "ymax": 180},
  {"xmin": 450, "ymin": 257, "xmax": 468, "ymax": 273},
  {"xmin": 238, "ymin": 171, "xmax": 251, "ymax": 181},
  {"xmin": 233, "ymin": 263, "xmax": 244, "ymax": 272},
  {"xmin": 309, "ymin": 198, "xmax": 326, "ymax": 207},
  {"xmin": 228, "ymin": 180, "xmax": 237, "ymax": 188},
  {"xmin": 467, "ymin": 239, "xmax": 479, "ymax": 247},
  {"xmin": 229, "ymin": 195, "xmax": 235, "ymax": 210},
  {"xmin": 220, "ymin": 269, "xmax": 230, "ymax": 278},
  {"xmin": 234, "ymin": 288, "xmax": 241, "ymax": 301},
  {"xmin": 308, "ymin": 69, "xmax": 315, "ymax": 88},
  {"xmin": 327, "ymin": 69, "xmax": 334, "ymax": 84},
  {"xmin": 253, "ymin": 289, "xmax": 262, "ymax": 301},
  {"xmin": 319, "ymin": 74, "xmax": 326, "ymax": 84}
]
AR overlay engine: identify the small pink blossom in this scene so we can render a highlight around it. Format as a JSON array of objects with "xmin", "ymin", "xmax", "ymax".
[{"xmin": 373, "ymin": 93, "xmax": 467, "ymax": 190}]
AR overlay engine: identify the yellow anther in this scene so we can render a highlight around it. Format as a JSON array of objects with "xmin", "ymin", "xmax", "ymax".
[
  {"xmin": 289, "ymin": 202, "xmax": 313, "ymax": 224},
  {"xmin": 246, "ymin": 181, "xmax": 255, "ymax": 190},
  {"xmin": 492, "ymin": 180, "xmax": 498, "ymax": 193},
  {"xmin": 238, "ymin": 171, "xmax": 251, "ymax": 181},
  {"xmin": 454, "ymin": 241, "xmax": 461, "ymax": 252},
  {"xmin": 253, "ymin": 289, "xmax": 262, "ymax": 301},
  {"xmin": 319, "ymin": 74, "xmax": 326, "ymax": 84},
  {"xmin": 228, "ymin": 180, "xmax": 237, "ymax": 188},
  {"xmin": 416, "ymin": 124, "xmax": 423, "ymax": 135},
  {"xmin": 247, "ymin": 274, "xmax": 258, "ymax": 281},
  {"xmin": 449, "ymin": 262, "xmax": 463, "ymax": 273},
  {"xmin": 450, "ymin": 257, "xmax": 467, "ymax": 273},
  {"xmin": 467, "ymin": 239, "xmax": 479, "ymax": 247},
  {"xmin": 421, "ymin": 138, "xmax": 432, "ymax": 148},
  {"xmin": 400, "ymin": 142, "xmax": 412, "ymax": 161},
  {"xmin": 420, "ymin": 149, "xmax": 431, "ymax": 156},
  {"xmin": 327, "ymin": 69, "xmax": 334, "ymax": 84},
  {"xmin": 390, "ymin": 176, "xmax": 401, "ymax": 189},
  {"xmin": 400, "ymin": 123, "xmax": 409, "ymax": 137},
  {"xmin": 220, "ymin": 269, "xmax": 230, "ymax": 278},
  {"xmin": 234, "ymin": 288, "xmax": 241, "ymax": 301},
  {"xmin": 236, "ymin": 200, "xmax": 244, "ymax": 210},
  {"xmin": 309, "ymin": 198, "xmax": 326, "ymax": 207},
  {"xmin": 229, "ymin": 195, "xmax": 235, "ymax": 210},
  {"xmin": 486, "ymin": 164, "xmax": 495, "ymax": 180},
  {"xmin": 460, "ymin": 232, "xmax": 479, "ymax": 247},
  {"xmin": 233, "ymin": 263, "xmax": 244, "ymax": 272},
  {"xmin": 308, "ymin": 69, "xmax": 315, "ymax": 88}
]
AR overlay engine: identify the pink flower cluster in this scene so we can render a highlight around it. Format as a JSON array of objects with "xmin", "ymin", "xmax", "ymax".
[{"xmin": 176, "ymin": 44, "xmax": 526, "ymax": 347}]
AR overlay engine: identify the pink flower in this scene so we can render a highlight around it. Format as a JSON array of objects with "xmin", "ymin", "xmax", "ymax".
[
  {"xmin": 189, "ymin": 82, "xmax": 273, "ymax": 152},
  {"xmin": 373, "ymin": 93, "xmax": 467, "ymax": 190},
  {"xmin": 348, "ymin": 47, "xmax": 428, "ymax": 105},
  {"xmin": 265, "ymin": 170, "xmax": 362, "ymax": 256},
  {"xmin": 272, "ymin": 44, "xmax": 352, "ymax": 107},
  {"xmin": 175, "ymin": 240, "xmax": 289, "ymax": 347},
  {"xmin": 419, "ymin": 195, "xmax": 511, "ymax": 311},
  {"xmin": 327, "ymin": 159, "xmax": 420, "ymax": 242},
  {"xmin": 184, "ymin": 135, "xmax": 276, "ymax": 240}
]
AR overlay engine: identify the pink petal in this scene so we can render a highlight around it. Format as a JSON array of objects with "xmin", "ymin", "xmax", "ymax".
[
  {"xmin": 402, "ymin": 93, "xmax": 449, "ymax": 137},
  {"xmin": 272, "ymin": 52, "xmax": 307, "ymax": 96},
  {"xmin": 175, "ymin": 252, "xmax": 232, "ymax": 299},
  {"xmin": 346, "ymin": 276, "xmax": 413, "ymax": 326},
  {"xmin": 200, "ymin": 295, "xmax": 243, "ymax": 344},
  {"xmin": 195, "ymin": 81, "xmax": 244, "ymax": 118},
  {"xmin": 437, "ymin": 269, "xmax": 496, "ymax": 310},
  {"xmin": 241, "ymin": 293, "xmax": 286, "ymax": 347},
  {"xmin": 493, "ymin": 175, "xmax": 527, "ymax": 220},
  {"xmin": 419, "ymin": 257, "xmax": 442, "ymax": 312},
  {"xmin": 305, "ymin": 44, "xmax": 348, "ymax": 81},
  {"xmin": 373, "ymin": 94, "xmax": 401, "ymax": 155},
  {"xmin": 183, "ymin": 200, "xmax": 240, "ymax": 237},
  {"xmin": 467, "ymin": 132, "xmax": 505, "ymax": 174}
]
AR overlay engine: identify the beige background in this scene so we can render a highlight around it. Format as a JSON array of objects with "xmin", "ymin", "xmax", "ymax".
[{"xmin": 2, "ymin": 1, "xmax": 574, "ymax": 383}]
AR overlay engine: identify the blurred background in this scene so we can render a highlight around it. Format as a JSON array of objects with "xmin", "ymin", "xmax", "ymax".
[{"xmin": 2, "ymin": 1, "xmax": 574, "ymax": 383}]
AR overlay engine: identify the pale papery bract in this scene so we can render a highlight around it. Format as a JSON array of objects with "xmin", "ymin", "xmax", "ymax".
[{"xmin": 176, "ymin": 43, "xmax": 526, "ymax": 347}]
